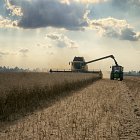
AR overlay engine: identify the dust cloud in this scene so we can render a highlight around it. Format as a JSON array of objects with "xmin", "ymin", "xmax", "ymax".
[{"xmin": 102, "ymin": 71, "xmax": 110, "ymax": 79}]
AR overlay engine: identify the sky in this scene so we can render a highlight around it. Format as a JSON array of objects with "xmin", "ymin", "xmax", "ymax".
[{"xmin": 0, "ymin": 0, "xmax": 140, "ymax": 71}]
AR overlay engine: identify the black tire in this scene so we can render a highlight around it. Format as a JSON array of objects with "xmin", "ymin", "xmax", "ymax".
[{"xmin": 120, "ymin": 74, "xmax": 123, "ymax": 81}]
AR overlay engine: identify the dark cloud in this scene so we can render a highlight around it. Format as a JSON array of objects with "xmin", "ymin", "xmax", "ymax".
[
  {"xmin": 120, "ymin": 28, "xmax": 140, "ymax": 41},
  {"xmin": 47, "ymin": 34, "xmax": 60, "ymax": 40},
  {"xmin": 8, "ymin": 0, "xmax": 87, "ymax": 30}
]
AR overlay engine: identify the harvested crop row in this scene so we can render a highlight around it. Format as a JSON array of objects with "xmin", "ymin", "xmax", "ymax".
[
  {"xmin": 124, "ymin": 76, "xmax": 140, "ymax": 117},
  {"xmin": 0, "ymin": 72, "xmax": 100, "ymax": 121},
  {"xmin": 0, "ymin": 77, "xmax": 140, "ymax": 139},
  {"xmin": 0, "ymin": 79, "xmax": 135, "ymax": 140}
]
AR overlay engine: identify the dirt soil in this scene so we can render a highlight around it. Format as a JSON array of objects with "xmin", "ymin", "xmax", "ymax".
[{"xmin": 0, "ymin": 78, "xmax": 140, "ymax": 140}]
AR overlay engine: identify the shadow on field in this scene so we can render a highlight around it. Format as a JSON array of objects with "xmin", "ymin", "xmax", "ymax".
[{"xmin": 0, "ymin": 77, "xmax": 100, "ymax": 128}]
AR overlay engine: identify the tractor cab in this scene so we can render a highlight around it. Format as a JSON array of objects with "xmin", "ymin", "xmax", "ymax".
[{"xmin": 110, "ymin": 65, "xmax": 123, "ymax": 81}]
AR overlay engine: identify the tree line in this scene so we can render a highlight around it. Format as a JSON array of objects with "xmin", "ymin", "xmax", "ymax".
[{"xmin": 0, "ymin": 66, "xmax": 30, "ymax": 72}]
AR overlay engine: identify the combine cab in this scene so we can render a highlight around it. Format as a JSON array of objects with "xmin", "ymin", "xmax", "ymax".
[
  {"xmin": 110, "ymin": 65, "xmax": 123, "ymax": 81},
  {"xmin": 71, "ymin": 57, "xmax": 88, "ymax": 72}
]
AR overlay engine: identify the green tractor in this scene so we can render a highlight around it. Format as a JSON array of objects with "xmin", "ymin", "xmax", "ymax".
[{"xmin": 110, "ymin": 65, "xmax": 123, "ymax": 81}]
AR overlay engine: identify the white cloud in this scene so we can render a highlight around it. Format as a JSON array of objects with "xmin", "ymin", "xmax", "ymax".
[
  {"xmin": 5, "ymin": 0, "xmax": 23, "ymax": 16},
  {"xmin": 46, "ymin": 33, "xmax": 79, "ymax": 48},
  {"xmin": 0, "ymin": 15, "xmax": 18, "ymax": 28},
  {"xmin": 88, "ymin": 17, "xmax": 140, "ymax": 41}
]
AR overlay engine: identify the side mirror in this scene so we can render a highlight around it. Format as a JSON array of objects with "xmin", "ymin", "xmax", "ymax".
[{"xmin": 110, "ymin": 66, "xmax": 111, "ymax": 68}]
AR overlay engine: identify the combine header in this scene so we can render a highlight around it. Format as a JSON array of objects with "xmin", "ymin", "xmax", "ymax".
[{"xmin": 50, "ymin": 55, "xmax": 124, "ymax": 81}]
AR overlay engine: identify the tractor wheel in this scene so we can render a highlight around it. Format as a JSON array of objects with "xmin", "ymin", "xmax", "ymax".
[
  {"xmin": 120, "ymin": 75, "xmax": 123, "ymax": 81},
  {"xmin": 110, "ymin": 73, "xmax": 114, "ymax": 80}
]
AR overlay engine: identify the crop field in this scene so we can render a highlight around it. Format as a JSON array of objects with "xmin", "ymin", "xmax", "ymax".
[
  {"xmin": 0, "ymin": 74, "xmax": 140, "ymax": 140},
  {"xmin": 0, "ymin": 72, "xmax": 100, "ymax": 121}
]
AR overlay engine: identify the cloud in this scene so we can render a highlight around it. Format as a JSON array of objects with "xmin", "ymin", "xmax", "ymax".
[
  {"xmin": 2, "ymin": 0, "xmax": 140, "ymax": 42},
  {"xmin": 111, "ymin": 0, "xmax": 140, "ymax": 15},
  {"xmin": 46, "ymin": 33, "xmax": 79, "ymax": 48},
  {"xmin": 88, "ymin": 17, "xmax": 140, "ymax": 41},
  {"xmin": 36, "ymin": 43, "xmax": 52, "ymax": 49},
  {"xmin": 10, "ymin": 0, "xmax": 87, "ymax": 30},
  {"xmin": 6, "ymin": 0, "xmax": 108, "ymax": 30},
  {"xmin": 0, "ymin": 51, "xmax": 18, "ymax": 57},
  {"xmin": 47, "ymin": 34, "xmax": 61, "ymax": 40},
  {"xmin": 0, "ymin": 15, "xmax": 18, "ymax": 28},
  {"xmin": 19, "ymin": 49, "xmax": 29, "ymax": 53},
  {"xmin": 5, "ymin": 0, "xmax": 23, "ymax": 16},
  {"xmin": 19, "ymin": 49, "xmax": 29, "ymax": 56},
  {"xmin": 0, "ymin": 51, "xmax": 10, "ymax": 58},
  {"xmin": 0, "ymin": 51, "xmax": 9, "ymax": 57},
  {"xmin": 61, "ymin": 0, "xmax": 109, "ymax": 4},
  {"xmin": 82, "ymin": 0, "xmax": 109, "ymax": 3},
  {"xmin": 112, "ymin": 0, "xmax": 140, "ymax": 8},
  {"xmin": 47, "ymin": 52, "xmax": 54, "ymax": 56}
]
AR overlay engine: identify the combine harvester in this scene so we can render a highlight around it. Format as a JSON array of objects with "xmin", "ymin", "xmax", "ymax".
[{"xmin": 50, "ymin": 55, "xmax": 124, "ymax": 81}]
